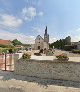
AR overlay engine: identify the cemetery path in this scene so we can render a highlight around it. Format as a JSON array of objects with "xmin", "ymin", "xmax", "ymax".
[
  {"xmin": 0, "ymin": 71, "xmax": 80, "ymax": 92},
  {"xmin": 53, "ymin": 49, "xmax": 80, "ymax": 57}
]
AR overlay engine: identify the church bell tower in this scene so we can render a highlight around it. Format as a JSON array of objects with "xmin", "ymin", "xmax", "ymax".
[{"xmin": 44, "ymin": 26, "xmax": 49, "ymax": 43}]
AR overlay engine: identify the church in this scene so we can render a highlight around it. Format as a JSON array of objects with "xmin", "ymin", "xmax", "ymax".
[{"xmin": 32, "ymin": 26, "xmax": 49, "ymax": 50}]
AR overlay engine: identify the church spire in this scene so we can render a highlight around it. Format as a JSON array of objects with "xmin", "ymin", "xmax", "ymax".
[
  {"xmin": 45, "ymin": 26, "xmax": 47, "ymax": 35},
  {"xmin": 44, "ymin": 26, "xmax": 49, "ymax": 43}
]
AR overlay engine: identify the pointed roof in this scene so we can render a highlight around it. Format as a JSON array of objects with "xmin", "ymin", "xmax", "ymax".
[
  {"xmin": 35, "ymin": 35, "xmax": 44, "ymax": 40},
  {"xmin": 45, "ymin": 26, "xmax": 47, "ymax": 35}
]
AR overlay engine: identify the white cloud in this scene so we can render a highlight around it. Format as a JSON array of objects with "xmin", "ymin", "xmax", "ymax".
[
  {"xmin": 22, "ymin": 7, "xmax": 44, "ymax": 21},
  {"xmin": 38, "ymin": 11, "xmax": 44, "ymax": 16},
  {"xmin": 0, "ymin": 28, "xmax": 57, "ymax": 44},
  {"xmin": 71, "ymin": 35, "xmax": 80, "ymax": 42},
  {"xmin": 75, "ymin": 28, "xmax": 80, "ymax": 32},
  {"xmin": 0, "ymin": 14, "xmax": 23, "ymax": 29},
  {"xmin": 0, "ymin": 30, "xmax": 35, "ymax": 44},
  {"xmin": 32, "ymin": 27, "xmax": 44, "ymax": 33},
  {"xmin": 22, "ymin": 7, "xmax": 36, "ymax": 21},
  {"xmin": 70, "ymin": 28, "xmax": 80, "ymax": 42},
  {"xmin": 49, "ymin": 37, "xmax": 57, "ymax": 43}
]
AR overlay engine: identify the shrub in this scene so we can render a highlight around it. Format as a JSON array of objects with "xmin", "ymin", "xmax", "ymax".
[
  {"xmin": 64, "ymin": 45, "xmax": 74, "ymax": 51},
  {"xmin": 22, "ymin": 53, "xmax": 31, "ymax": 59},
  {"xmin": 56, "ymin": 53, "xmax": 69, "ymax": 60},
  {"xmin": 0, "ymin": 48, "xmax": 16, "ymax": 54},
  {"xmin": 8, "ymin": 49, "xmax": 13, "ymax": 53},
  {"xmin": 0, "ymin": 48, "xmax": 8, "ymax": 53},
  {"xmin": 72, "ymin": 50, "xmax": 80, "ymax": 54}
]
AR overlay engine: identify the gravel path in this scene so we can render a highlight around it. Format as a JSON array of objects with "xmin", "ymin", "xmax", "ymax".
[{"xmin": 0, "ymin": 71, "xmax": 80, "ymax": 92}]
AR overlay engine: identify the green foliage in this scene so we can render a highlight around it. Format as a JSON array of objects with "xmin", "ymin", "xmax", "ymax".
[
  {"xmin": 0, "ymin": 45, "xmax": 7, "ymax": 48},
  {"xmin": 23, "ymin": 44, "xmax": 31, "ymax": 47},
  {"xmin": 49, "ymin": 36, "xmax": 71, "ymax": 49},
  {"xmin": 56, "ymin": 54, "xmax": 69, "ymax": 60},
  {"xmin": 50, "ymin": 39, "xmax": 66, "ymax": 49},
  {"xmin": 64, "ymin": 45, "xmax": 74, "ymax": 51},
  {"xmin": 0, "ymin": 48, "xmax": 8, "ymax": 53},
  {"xmin": 0, "ymin": 48, "xmax": 16, "ymax": 54},
  {"xmin": 22, "ymin": 53, "xmax": 31, "ymax": 60},
  {"xmin": 72, "ymin": 50, "xmax": 80, "ymax": 54},
  {"xmin": 12, "ymin": 39, "xmax": 23, "ymax": 46}
]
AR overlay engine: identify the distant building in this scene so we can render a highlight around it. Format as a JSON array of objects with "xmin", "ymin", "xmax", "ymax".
[
  {"xmin": 71, "ymin": 42, "xmax": 80, "ymax": 50},
  {"xmin": 15, "ymin": 45, "xmax": 24, "ymax": 50},
  {"xmin": 32, "ymin": 26, "xmax": 49, "ymax": 50},
  {"xmin": 0, "ymin": 39, "xmax": 13, "ymax": 46}
]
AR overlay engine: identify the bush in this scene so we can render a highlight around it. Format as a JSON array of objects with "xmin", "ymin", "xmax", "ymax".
[
  {"xmin": 8, "ymin": 49, "xmax": 13, "ymax": 53},
  {"xmin": 0, "ymin": 48, "xmax": 16, "ymax": 54},
  {"xmin": 72, "ymin": 50, "xmax": 80, "ymax": 54},
  {"xmin": 0, "ymin": 48, "xmax": 8, "ymax": 53},
  {"xmin": 22, "ymin": 53, "xmax": 31, "ymax": 59},
  {"xmin": 64, "ymin": 45, "xmax": 74, "ymax": 51},
  {"xmin": 56, "ymin": 53, "xmax": 69, "ymax": 60}
]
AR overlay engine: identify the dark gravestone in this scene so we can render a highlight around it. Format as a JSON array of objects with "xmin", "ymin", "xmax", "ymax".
[{"xmin": 34, "ymin": 53, "xmax": 41, "ymax": 56}]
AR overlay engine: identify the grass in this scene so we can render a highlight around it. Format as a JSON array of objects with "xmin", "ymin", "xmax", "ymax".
[
  {"xmin": 72, "ymin": 50, "xmax": 80, "ymax": 54},
  {"xmin": 0, "ymin": 47, "xmax": 16, "ymax": 54}
]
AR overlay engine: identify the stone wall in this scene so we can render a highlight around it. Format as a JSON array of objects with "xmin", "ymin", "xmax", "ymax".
[{"xmin": 14, "ymin": 59, "xmax": 80, "ymax": 82}]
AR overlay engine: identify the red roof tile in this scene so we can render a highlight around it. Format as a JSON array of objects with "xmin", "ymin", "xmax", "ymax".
[{"xmin": 0, "ymin": 40, "xmax": 12, "ymax": 46}]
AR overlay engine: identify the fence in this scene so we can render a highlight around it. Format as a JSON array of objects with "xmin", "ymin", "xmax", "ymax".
[{"xmin": 0, "ymin": 53, "xmax": 19, "ymax": 71}]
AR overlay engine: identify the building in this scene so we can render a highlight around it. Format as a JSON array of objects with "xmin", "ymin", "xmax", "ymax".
[
  {"xmin": 71, "ymin": 42, "xmax": 80, "ymax": 50},
  {"xmin": 32, "ymin": 26, "xmax": 49, "ymax": 50},
  {"xmin": 15, "ymin": 45, "xmax": 24, "ymax": 50},
  {"xmin": 0, "ymin": 39, "xmax": 13, "ymax": 47}
]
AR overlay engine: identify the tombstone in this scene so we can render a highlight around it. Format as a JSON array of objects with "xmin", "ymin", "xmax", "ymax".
[
  {"xmin": 39, "ymin": 49, "xmax": 43, "ymax": 53},
  {"xmin": 44, "ymin": 48, "xmax": 48, "ymax": 55},
  {"xmin": 47, "ymin": 50, "xmax": 54, "ymax": 56}
]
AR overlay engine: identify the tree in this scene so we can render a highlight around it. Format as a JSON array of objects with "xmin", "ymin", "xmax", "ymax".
[
  {"xmin": 12, "ymin": 39, "xmax": 23, "ymax": 46},
  {"xmin": 49, "ymin": 36, "xmax": 71, "ymax": 49}
]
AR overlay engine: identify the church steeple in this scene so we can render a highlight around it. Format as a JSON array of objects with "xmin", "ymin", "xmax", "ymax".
[
  {"xmin": 45, "ymin": 26, "xmax": 47, "ymax": 35},
  {"xmin": 44, "ymin": 26, "xmax": 49, "ymax": 43}
]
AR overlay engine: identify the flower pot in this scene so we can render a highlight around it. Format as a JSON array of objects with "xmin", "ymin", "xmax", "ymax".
[{"xmin": 57, "ymin": 58, "xmax": 69, "ymax": 61}]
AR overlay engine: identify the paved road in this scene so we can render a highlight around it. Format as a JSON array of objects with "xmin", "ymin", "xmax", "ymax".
[{"xmin": 0, "ymin": 71, "xmax": 80, "ymax": 92}]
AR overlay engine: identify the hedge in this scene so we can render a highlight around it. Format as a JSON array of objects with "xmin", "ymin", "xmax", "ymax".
[
  {"xmin": 72, "ymin": 50, "xmax": 80, "ymax": 54},
  {"xmin": 0, "ymin": 48, "xmax": 16, "ymax": 54}
]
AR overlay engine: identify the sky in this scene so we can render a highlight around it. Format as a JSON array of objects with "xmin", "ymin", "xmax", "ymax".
[{"xmin": 0, "ymin": 0, "xmax": 80, "ymax": 44}]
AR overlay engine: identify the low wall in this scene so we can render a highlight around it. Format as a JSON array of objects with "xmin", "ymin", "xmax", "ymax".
[{"xmin": 14, "ymin": 59, "xmax": 80, "ymax": 82}]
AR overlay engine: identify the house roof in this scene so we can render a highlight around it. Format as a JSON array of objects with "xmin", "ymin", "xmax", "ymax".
[{"xmin": 0, "ymin": 40, "xmax": 12, "ymax": 46}]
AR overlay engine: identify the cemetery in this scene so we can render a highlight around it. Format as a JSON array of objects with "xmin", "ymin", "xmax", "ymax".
[
  {"xmin": 14, "ymin": 27, "xmax": 80, "ymax": 83},
  {"xmin": 14, "ymin": 51, "xmax": 80, "ymax": 82}
]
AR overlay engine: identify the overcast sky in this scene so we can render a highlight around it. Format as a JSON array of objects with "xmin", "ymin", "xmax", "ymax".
[{"xmin": 0, "ymin": 0, "xmax": 80, "ymax": 44}]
